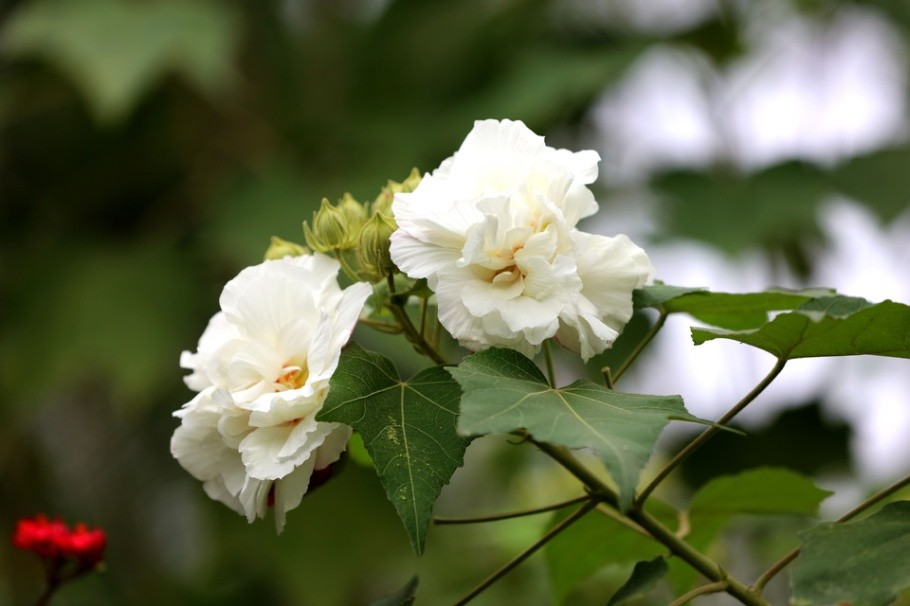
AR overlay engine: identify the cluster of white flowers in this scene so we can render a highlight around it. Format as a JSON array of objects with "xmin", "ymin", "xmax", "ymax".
[
  {"xmin": 170, "ymin": 254, "xmax": 371, "ymax": 531},
  {"xmin": 390, "ymin": 119, "xmax": 654, "ymax": 360}
]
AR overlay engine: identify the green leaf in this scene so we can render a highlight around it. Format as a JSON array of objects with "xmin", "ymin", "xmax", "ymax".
[
  {"xmin": 791, "ymin": 501, "xmax": 910, "ymax": 606},
  {"xmin": 635, "ymin": 285, "xmax": 835, "ymax": 330},
  {"xmin": 450, "ymin": 348, "xmax": 696, "ymax": 510},
  {"xmin": 607, "ymin": 557, "xmax": 669, "ymax": 606},
  {"xmin": 0, "ymin": 0, "xmax": 239, "ymax": 123},
  {"xmin": 686, "ymin": 467, "xmax": 832, "ymax": 551},
  {"xmin": 369, "ymin": 576, "xmax": 419, "ymax": 606},
  {"xmin": 318, "ymin": 344, "xmax": 470, "ymax": 554},
  {"xmin": 545, "ymin": 499, "xmax": 677, "ymax": 603},
  {"xmin": 692, "ymin": 298, "xmax": 910, "ymax": 360}
]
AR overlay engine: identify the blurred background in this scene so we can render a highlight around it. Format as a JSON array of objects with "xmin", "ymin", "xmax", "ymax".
[{"xmin": 1, "ymin": 0, "xmax": 909, "ymax": 604}]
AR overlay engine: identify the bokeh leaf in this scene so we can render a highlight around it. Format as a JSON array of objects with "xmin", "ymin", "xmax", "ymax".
[
  {"xmin": 791, "ymin": 501, "xmax": 910, "ymax": 606},
  {"xmin": 545, "ymin": 499, "xmax": 677, "ymax": 603},
  {"xmin": 0, "ymin": 0, "xmax": 239, "ymax": 123},
  {"xmin": 318, "ymin": 343, "xmax": 470, "ymax": 554},
  {"xmin": 692, "ymin": 297, "xmax": 910, "ymax": 360},
  {"xmin": 450, "ymin": 348, "xmax": 696, "ymax": 510},
  {"xmin": 369, "ymin": 575, "xmax": 419, "ymax": 606},
  {"xmin": 607, "ymin": 557, "xmax": 669, "ymax": 606}
]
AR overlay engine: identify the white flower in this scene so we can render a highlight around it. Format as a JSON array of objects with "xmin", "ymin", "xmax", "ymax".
[
  {"xmin": 171, "ymin": 254, "xmax": 370, "ymax": 531},
  {"xmin": 390, "ymin": 119, "xmax": 653, "ymax": 360}
]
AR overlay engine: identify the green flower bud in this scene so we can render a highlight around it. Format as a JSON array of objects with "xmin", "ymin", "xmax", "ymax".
[
  {"xmin": 372, "ymin": 168, "xmax": 422, "ymax": 215},
  {"xmin": 357, "ymin": 211, "xmax": 397, "ymax": 281},
  {"xmin": 303, "ymin": 197, "xmax": 357, "ymax": 252},
  {"xmin": 338, "ymin": 192, "xmax": 368, "ymax": 232},
  {"xmin": 263, "ymin": 236, "xmax": 309, "ymax": 260}
]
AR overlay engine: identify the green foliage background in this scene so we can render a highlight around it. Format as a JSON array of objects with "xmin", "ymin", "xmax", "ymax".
[{"xmin": 1, "ymin": 0, "xmax": 908, "ymax": 604}]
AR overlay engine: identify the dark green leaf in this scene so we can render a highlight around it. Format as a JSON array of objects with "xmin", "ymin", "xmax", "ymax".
[
  {"xmin": 450, "ymin": 348, "xmax": 697, "ymax": 510},
  {"xmin": 692, "ymin": 298, "xmax": 910, "ymax": 360},
  {"xmin": 545, "ymin": 499, "xmax": 677, "ymax": 603},
  {"xmin": 369, "ymin": 576, "xmax": 419, "ymax": 606},
  {"xmin": 652, "ymin": 162, "xmax": 828, "ymax": 253},
  {"xmin": 318, "ymin": 344, "xmax": 470, "ymax": 554},
  {"xmin": 791, "ymin": 501, "xmax": 910, "ymax": 606},
  {"xmin": 607, "ymin": 557, "xmax": 669, "ymax": 605}
]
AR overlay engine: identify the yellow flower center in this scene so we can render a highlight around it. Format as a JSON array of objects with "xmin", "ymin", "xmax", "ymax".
[{"xmin": 275, "ymin": 362, "xmax": 308, "ymax": 391}]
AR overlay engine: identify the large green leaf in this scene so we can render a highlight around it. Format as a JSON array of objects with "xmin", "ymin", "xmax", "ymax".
[
  {"xmin": 667, "ymin": 468, "xmax": 831, "ymax": 595},
  {"xmin": 0, "ymin": 0, "xmax": 239, "ymax": 122},
  {"xmin": 545, "ymin": 499, "xmax": 677, "ymax": 603},
  {"xmin": 634, "ymin": 285, "xmax": 835, "ymax": 330},
  {"xmin": 318, "ymin": 344, "xmax": 470, "ymax": 554},
  {"xmin": 791, "ymin": 501, "xmax": 910, "ymax": 606},
  {"xmin": 450, "ymin": 348, "xmax": 695, "ymax": 510},
  {"xmin": 692, "ymin": 298, "xmax": 910, "ymax": 360}
]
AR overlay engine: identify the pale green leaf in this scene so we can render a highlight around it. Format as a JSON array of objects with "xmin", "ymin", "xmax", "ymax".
[
  {"xmin": 692, "ymin": 298, "xmax": 910, "ymax": 360},
  {"xmin": 791, "ymin": 501, "xmax": 910, "ymax": 606},
  {"xmin": 318, "ymin": 344, "xmax": 470, "ymax": 554},
  {"xmin": 1, "ymin": 0, "xmax": 239, "ymax": 122},
  {"xmin": 450, "ymin": 348, "xmax": 696, "ymax": 510}
]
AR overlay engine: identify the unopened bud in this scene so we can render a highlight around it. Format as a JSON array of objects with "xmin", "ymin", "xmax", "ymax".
[
  {"xmin": 264, "ymin": 236, "xmax": 309, "ymax": 260},
  {"xmin": 357, "ymin": 211, "xmax": 397, "ymax": 280},
  {"xmin": 303, "ymin": 198, "xmax": 357, "ymax": 252},
  {"xmin": 372, "ymin": 168, "xmax": 422, "ymax": 215},
  {"xmin": 338, "ymin": 192, "xmax": 368, "ymax": 232}
]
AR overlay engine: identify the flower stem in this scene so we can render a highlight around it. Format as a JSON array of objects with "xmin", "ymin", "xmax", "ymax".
[
  {"xmin": 531, "ymin": 440, "xmax": 770, "ymax": 606},
  {"xmin": 752, "ymin": 472, "xmax": 910, "ymax": 593},
  {"xmin": 451, "ymin": 499, "xmax": 599, "ymax": 606},
  {"xmin": 667, "ymin": 581, "xmax": 730, "ymax": 606},
  {"xmin": 612, "ymin": 311, "xmax": 667, "ymax": 384},
  {"xmin": 385, "ymin": 273, "xmax": 448, "ymax": 365},
  {"xmin": 434, "ymin": 495, "xmax": 591, "ymax": 525},
  {"xmin": 634, "ymin": 357, "xmax": 787, "ymax": 507},
  {"xmin": 543, "ymin": 340, "xmax": 557, "ymax": 387}
]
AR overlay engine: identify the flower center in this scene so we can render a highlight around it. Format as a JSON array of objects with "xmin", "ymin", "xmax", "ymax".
[{"xmin": 275, "ymin": 362, "xmax": 308, "ymax": 391}]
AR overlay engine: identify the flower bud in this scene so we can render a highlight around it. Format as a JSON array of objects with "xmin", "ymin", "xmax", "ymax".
[
  {"xmin": 372, "ymin": 167, "xmax": 422, "ymax": 215},
  {"xmin": 338, "ymin": 192, "xmax": 368, "ymax": 230},
  {"xmin": 357, "ymin": 211, "xmax": 397, "ymax": 281},
  {"xmin": 264, "ymin": 236, "xmax": 309, "ymax": 260},
  {"xmin": 303, "ymin": 198, "xmax": 358, "ymax": 252}
]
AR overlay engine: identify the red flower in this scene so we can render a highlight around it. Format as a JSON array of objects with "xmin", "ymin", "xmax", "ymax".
[{"xmin": 13, "ymin": 515, "xmax": 106, "ymax": 569}]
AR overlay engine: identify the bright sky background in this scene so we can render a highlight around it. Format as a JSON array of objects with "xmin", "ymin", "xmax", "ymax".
[{"xmin": 585, "ymin": 1, "xmax": 910, "ymax": 486}]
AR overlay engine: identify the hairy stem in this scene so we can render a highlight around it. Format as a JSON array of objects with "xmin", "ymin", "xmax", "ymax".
[
  {"xmin": 434, "ymin": 495, "xmax": 591, "ymax": 525},
  {"xmin": 635, "ymin": 357, "xmax": 787, "ymax": 506},
  {"xmin": 451, "ymin": 499, "xmax": 599, "ymax": 606},
  {"xmin": 612, "ymin": 311, "xmax": 667, "ymax": 384},
  {"xmin": 753, "ymin": 472, "xmax": 910, "ymax": 593},
  {"xmin": 532, "ymin": 440, "xmax": 770, "ymax": 606}
]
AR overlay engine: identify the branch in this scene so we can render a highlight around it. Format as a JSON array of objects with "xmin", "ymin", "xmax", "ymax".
[
  {"xmin": 635, "ymin": 357, "xmax": 787, "ymax": 506},
  {"xmin": 434, "ymin": 495, "xmax": 591, "ymax": 525}
]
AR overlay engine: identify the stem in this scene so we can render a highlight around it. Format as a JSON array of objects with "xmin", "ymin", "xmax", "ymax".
[
  {"xmin": 451, "ymin": 499, "xmax": 599, "ymax": 606},
  {"xmin": 635, "ymin": 357, "xmax": 787, "ymax": 507},
  {"xmin": 612, "ymin": 311, "xmax": 667, "ymax": 383},
  {"xmin": 334, "ymin": 248, "xmax": 363, "ymax": 282},
  {"xmin": 753, "ymin": 472, "xmax": 910, "ymax": 593},
  {"xmin": 434, "ymin": 495, "xmax": 591, "ymax": 525},
  {"xmin": 668, "ymin": 581, "xmax": 730, "ymax": 606},
  {"xmin": 532, "ymin": 440, "xmax": 770, "ymax": 606},
  {"xmin": 543, "ymin": 340, "xmax": 557, "ymax": 387},
  {"xmin": 358, "ymin": 317, "xmax": 404, "ymax": 334},
  {"xmin": 385, "ymin": 273, "xmax": 448, "ymax": 365}
]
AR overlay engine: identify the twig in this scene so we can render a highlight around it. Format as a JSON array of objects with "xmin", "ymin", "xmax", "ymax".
[{"xmin": 434, "ymin": 495, "xmax": 591, "ymax": 525}]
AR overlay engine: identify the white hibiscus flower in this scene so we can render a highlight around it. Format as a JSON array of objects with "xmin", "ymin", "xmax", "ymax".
[
  {"xmin": 171, "ymin": 254, "xmax": 370, "ymax": 531},
  {"xmin": 390, "ymin": 119, "xmax": 653, "ymax": 360}
]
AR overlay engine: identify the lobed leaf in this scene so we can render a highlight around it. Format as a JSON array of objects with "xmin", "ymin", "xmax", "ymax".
[
  {"xmin": 692, "ymin": 298, "xmax": 910, "ymax": 360},
  {"xmin": 450, "ymin": 348, "xmax": 697, "ymax": 510},
  {"xmin": 791, "ymin": 501, "xmax": 910, "ymax": 606},
  {"xmin": 318, "ymin": 344, "xmax": 470, "ymax": 554}
]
